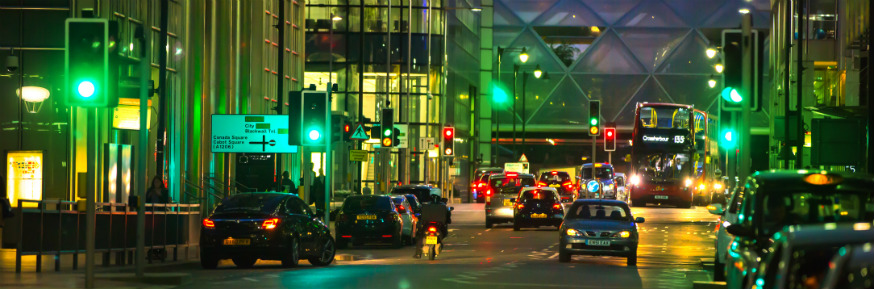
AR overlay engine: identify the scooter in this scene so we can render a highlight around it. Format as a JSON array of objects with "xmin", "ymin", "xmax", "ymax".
[{"xmin": 422, "ymin": 222, "xmax": 443, "ymax": 260}]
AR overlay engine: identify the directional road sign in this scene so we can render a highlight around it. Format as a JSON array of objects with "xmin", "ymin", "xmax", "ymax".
[{"xmin": 211, "ymin": 115, "xmax": 298, "ymax": 153}]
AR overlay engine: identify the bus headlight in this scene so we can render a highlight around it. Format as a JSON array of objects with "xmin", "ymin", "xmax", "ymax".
[
  {"xmin": 698, "ymin": 184, "xmax": 706, "ymax": 191},
  {"xmin": 629, "ymin": 175, "xmax": 640, "ymax": 186},
  {"xmin": 714, "ymin": 183, "xmax": 723, "ymax": 190},
  {"xmin": 684, "ymin": 179, "xmax": 693, "ymax": 187}
]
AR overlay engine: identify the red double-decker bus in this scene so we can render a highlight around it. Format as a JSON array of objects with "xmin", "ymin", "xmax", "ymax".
[
  {"xmin": 691, "ymin": 109, "xmax": 723, "ymax": 205},
  {"xmin": 628, "ymin": 103, "xmax": 696, "ymax": 208}
]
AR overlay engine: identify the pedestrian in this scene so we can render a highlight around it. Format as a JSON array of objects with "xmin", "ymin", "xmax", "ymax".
[
  {"xmin": 146, "ymin": 176, "xmax": 170, "ymax": 210},
  {"xmin": 279, "ymin": 171, "xmax": 297, "ymax": 194},
  {"xmin": 310, "ymin": 170, "xmax": 326, "ymax": 216}
]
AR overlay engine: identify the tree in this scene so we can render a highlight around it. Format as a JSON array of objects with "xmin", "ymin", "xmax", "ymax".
[{"xmin": 550, "ymin": 42, "xmax": 581, "ymax": 67}]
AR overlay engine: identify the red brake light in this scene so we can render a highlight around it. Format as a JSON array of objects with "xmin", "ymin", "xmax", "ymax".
[
  {"xmin": 428, "ymin": 226, "xmax": 437, "ymax": 233},
  {"xmin": 262, "ymin": 218, "xmax": 280, "ymax": 230},
  {"xmin": 486, "ymin": 189, "xmax": 492, "ymax": 196},
  {"xmin": 551, "ymin": 171, "xmax": 558, "ymax": 175},
  {"xmin": 506, "ymin": 172, "xmax": 518, "ymax": 177},
  {"xmin": 517, "ymin": 204, "xmax": 524, "ymax": 209},
  {"xmin": 397, "ymin": 205, "xmax": 405, "ymax": 211},
  {"xmin": 553, "ymin": 203, "xmax": 562, "ymax": 210},
  {"xmin": 202, "ymin": 219, "xmax": 215, "ymax": 228}
]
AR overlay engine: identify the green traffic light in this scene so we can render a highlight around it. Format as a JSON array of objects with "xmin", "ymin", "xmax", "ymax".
[
  {"xmin": 308, "ymin": 129, "xmax": 321, "ymax": 141},
  {"xmin": 383, "ymin": 129, "xmax": 391, "ymax": 137},
  {"xmin": 77, "ymin": 81, "xmax": 96, "ymax": 98},
  {"xmin": 590, "ymin": 118, "xmax": 598, "ymax": 126},
  {"xmin": 721, "ymin": 87, "xmax": 743, "ymax": 103},
  {"xmin": 491, "ymin": 83, "xmax": 509, "ymax": 105},
  {"xmin": 721, "ymin": 129, "xmax": 737, "ymax": 148}
]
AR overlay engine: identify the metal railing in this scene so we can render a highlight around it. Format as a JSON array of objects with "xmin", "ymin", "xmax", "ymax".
[{"xmin": 13, "ymin": 199, "xmax": 200, "ymax": 273}]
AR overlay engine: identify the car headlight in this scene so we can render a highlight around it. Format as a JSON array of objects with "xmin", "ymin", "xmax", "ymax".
[
  {"xmin": 684, "ymin": 179, "xmax": 693, "ymax": 187},
  {"xmin": 714, "ymin": 183, "xmax": 723, "ymax": 190},
  {"xmin": 566, "ymin": 228, "xmax": 581, "ymax": 236},
  {"xmin": 629, "ymin": 175, "xmax": 640, "ymax": 185},
  {"xmin": 613, "ymin": 231, "xmax": 631, "ymax": 238},
  {"xmin": 698, "ymin": 184, "xmax": 706, "ymax": 191}
]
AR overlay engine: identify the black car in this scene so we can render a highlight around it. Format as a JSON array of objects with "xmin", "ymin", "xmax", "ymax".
[
  {"xmin": 335, "ymin": 195, "xmax": 405, "ymax": 248},
  {"xmin": 512, "ymin": 187, "xmax": 564, "ymax": 231},
  {"xmin": 200, "ymin": 193, "xmax": 336, "ymax": 269},
  {"xmin": 391, "ymin": 185, "xmax": 438, "ymax": 204},
  {"xmin": 538, "ymin": 171, "xmax": 576, "ymax": 202}
]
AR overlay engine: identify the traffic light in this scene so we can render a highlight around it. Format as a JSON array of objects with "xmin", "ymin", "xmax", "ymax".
[
  {"xmin": 380, "ymin": 109, "xmax": 394, "ymax": 147},
  {"xmin": 301, "ymin": 91, "xmax": 329, "ymax": 146},
  {"xmin": 604, "ymin": 127, "xmax": 616, "ymax": 151},
  {"xmin": 442, "ymin": 126, "xmax": 455, "ymax": 156},
  {"xmin": 392, "ymin": 127, "xmax": 401, "ymax": 147},
  {"xmin": 343, "ymin": 122, "xmax": 353, "ymax": 140},
  {"xmin": 721, "ymin": 30, "xmax": 761, "ymax": 112},
  {"xmin": 65, "ymin": 18, "xmax": 114, "ymax": 107},
  {"xmin": 331, "ymin": 115, "xmax": 348, "ymax": 143},
  {"xmin": 721, "ymin": 128, "xmax": 737, "ymax": 149},
  {"xmin": 588, "ymin": 100, "xmax": 601, "ymax": 136}
]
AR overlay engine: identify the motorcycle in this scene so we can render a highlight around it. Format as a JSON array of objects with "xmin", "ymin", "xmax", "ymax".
[{"xmin": 422, "ymin": 222, "xmax": 443, "ymax": 260}]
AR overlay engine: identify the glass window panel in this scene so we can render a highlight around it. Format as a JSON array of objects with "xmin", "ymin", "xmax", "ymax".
[
  {"xmin": 494, "ymin": 0, "xmax": 525, "ymax": 26},
  {"xmin": 521, "ymin": 75, "xmax": 572, "ymax": 124},
  {"xmin": 572, "ymin": 31, "xmax": 646, "ymax": 74},
  {"xmin": 571, "ymin": 74, "xmax": 648, "ymax": 123},
  {"xmin": 615, "ymin": 28, "xmax": 689, "ymax": 72},
  {"xmin": 505, "ymin": 30, "xmax": 565, "ymax": 72},
  {"xmin": 613, "ymin": 76, "xmax": 671, "ymax": 125},
  {"xmin": 615, "ymin": 0, "xmax": 688, "ymax": 27},
  {"xmin": 656, "ymin": 32, "xmax": 714, "ymax": 74},
  {"xmin": 580, "ymin": 0, "xmax": 641, "ymax": 25},
  {"xmin": 701, "ymin": 1, "xmax": 742, "ymax": 28},
  {"xmin": 503, "ymin": 0, "xmax": 559, "ymax": 24},
  {"xmin": 533, "ymin": 26, "xmax": 600, "ymax": 68},
  {"xmin": 664, "ymin": 0, "xmax": 726, "ymax": 27},
  {"xmin": 655, "ymin": 75, "xmax": 719, "ymax": 111},
  {"xmin": 532, "ymin": 0, "xmax": 605, "ymax": 26}
]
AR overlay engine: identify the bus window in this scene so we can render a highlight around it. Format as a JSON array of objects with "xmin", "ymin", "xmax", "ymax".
[{"xmin": 639, "ymin": 107, "xmax": 690, "ymax": 129}]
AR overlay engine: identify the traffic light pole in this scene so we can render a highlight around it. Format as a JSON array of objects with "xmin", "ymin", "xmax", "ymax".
[
  {"xmin": 590, "ymin": 136, "xmax": 596, "ymax": 199},
  {"xmin": 85, "ymin": 108, "xmax": 97, "ymax": 288},
  {"xmin": 739, "ymin": 13, "xmax": 752, "ymax": 182}
]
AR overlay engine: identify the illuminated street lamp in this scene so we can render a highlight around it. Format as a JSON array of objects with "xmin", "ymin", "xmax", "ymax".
[
  {"xmin": 708, "ymin": 79, "xmax": 717, "ymax": 88},
  {"xmin": 519, "ymin": 47, "xmax": 529, "ymax": 63},
  {"xmin": 533, "ymin": 65, "xmax": 542, "ymax": 79},
  {"xmin": 714, "ymin": 63, "xmax": 724, "ymax": 73},
  {"xmin": 16, "ymin": 85, "xmax": 50, "ymax": 113},
  {"xmin": 706, "ymin": 48, "xmax": 718, "ymax": 59}
]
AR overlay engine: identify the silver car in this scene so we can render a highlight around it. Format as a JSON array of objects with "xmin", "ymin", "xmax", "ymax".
[
  {"xmin": 391, "ymin": 196, "xmax": 418, "ymax": 245},
  {"xmin": 484, "ymin": 172, "xmax": 536, "ymax": 228},
  {"xmin": 558, "ymin": 199, "xmax": 645, "ymax": 266}
]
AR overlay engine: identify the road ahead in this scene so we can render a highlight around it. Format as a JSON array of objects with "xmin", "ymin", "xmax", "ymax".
[{"xmin": 164, "ymin": 204, "xmax": 719, "ymax": 289}]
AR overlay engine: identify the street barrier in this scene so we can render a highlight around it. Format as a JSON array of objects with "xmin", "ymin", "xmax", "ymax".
[{"xmin": 12, "ymin": 199, "xmax": 200, "ymax": 273}]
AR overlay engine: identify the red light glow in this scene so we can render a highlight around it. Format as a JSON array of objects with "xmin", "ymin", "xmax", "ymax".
[
  {"xmin": 444, "ymin": 128, "xmax": 453, "ymax": 137},
  {"xmin": 428, "ymin": 226, "xmax": 437, "ymax": 233},
  {"xmin": 261, "ymin": 218, "xmax": 280, "ymax": 230},
  {"xmin": 202, "ymin": 219, "xmax": 215, "ymax": 228}
]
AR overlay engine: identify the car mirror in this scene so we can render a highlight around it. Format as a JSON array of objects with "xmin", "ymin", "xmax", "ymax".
[
  {"xmin": 509, "ymin": 198, "xmax": 516, "ymax": 203},
  {"xmin": 707, "ymin": 203, "xmax": 725, "ymax": 215},
  {"xmin": 634, "ymin": 217, "xmax": 645, "ymax": 223},
  {"xmin": 726, "ymin": 224, "xmax": 753, "ymax": 237}
]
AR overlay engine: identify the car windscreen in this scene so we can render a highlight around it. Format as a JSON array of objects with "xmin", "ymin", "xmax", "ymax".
[
  {"xmin": 580, "ymin": 167, "xmax": 613, "ymax": 179},
  {"xmin": 391, "ymin": 188, "xmax": 431, "ymax": 202},
  {"xmin": 759, "ymin": 190, "xmax": 874, "ymax": 235},
  {"xmin": 342, "ymin": 196, "xmax": 394, "ymax": 213},
  {"xmin": 539, "ymin": 172, "xmax": 571, "ymax": 183},
  {"xmin": 490, "ymin": 176, "xmax": 536, "ymax": 190},
  {"xmin": 566, "ymin": 203, "xmax": 631, "ymax": 221},
  {"xmin": 519, "ymin": 190, "xmax": 559, "ymax": 203},
  {"xmin": 213, "ymin": 194, "xmax": 286, "ymax": 214}
]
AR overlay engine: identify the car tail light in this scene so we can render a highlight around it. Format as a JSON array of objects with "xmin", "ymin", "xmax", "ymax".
[
  {"xmin": 261, "ymin": 218, "xmax": 280, "ymax": 230},
  {"xmin": 486, "ymin": 189, "xmax": 492, "ymax": 196},
  {"xmin": 563, "ymin": 181, "xmax": 572, "ymax": 189},
  {"xmin": 341, "ymin": 235, "xmax": 352, "ymax": 238},
  {"xmin": 551, "ymin": 171, "xmax": 558, "ymax": 175},
  {"xmin": 506, "ymin": 172, "xmax": 518, "ymax": 177},
  {"xmin": 553, "ymin": 203, "xmax": 562, "ymax": 210},
  {"xmin": 202, "ymin": 219, "xmax": 215, "ymax": 228},
  {"xmin": 517, "ymin": 204, "xmax": 524, "ymax": 209},
  {"xmin": 382, "ymin": 235, "xmax": 393, "ymax": 238},
  {"xmin": 397, "ymin": 204, "xmax": 405, "ymax": 212},
  {"xmin": 537, "ymin": 181, "xmax": 547, "ymax": 187},
  {"xmin": 428, "ymin": 226, "xmax": 437, "ymax": 233}
]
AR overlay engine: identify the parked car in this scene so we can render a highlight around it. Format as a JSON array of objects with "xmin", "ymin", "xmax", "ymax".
[
  {"xmin": 708, "ymin": 183, "xmax": 744, "ymax": 281},
  {"xmin": 558, "ymin": 199, "xmax": 644, "ymax": 266},
  {"xmin": 200, "ymin": 193, "xmax": 336, "ymax": 269},
  {"xmin": 335, "ymin": 195, "xmax": 406, "ymax": 248},
  {"xmin": 723, "ymin": 170, "xmax": 874, "ymax": 289},
  {"xmin": 484, "ymin": 172, "xmax": 536, "ymax": 228},
  {"xmin": 512, "ymin": 187, "xmax": 564, "ymax": 231},
  {"xmin": 751, "ymin": 222, "xmax": 874, "ymax": 289}
]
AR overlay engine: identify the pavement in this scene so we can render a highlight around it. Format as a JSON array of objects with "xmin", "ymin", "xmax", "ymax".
[{"xmin": 1, "ymin": 203, "xmax": 721, "ymax": 289}]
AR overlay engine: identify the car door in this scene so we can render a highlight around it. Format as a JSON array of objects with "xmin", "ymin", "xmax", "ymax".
[{"xmin": 286, "ymin": 197, "xmax": 320, "ymax": 252}]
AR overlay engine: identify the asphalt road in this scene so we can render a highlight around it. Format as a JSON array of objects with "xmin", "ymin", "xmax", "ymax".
[{"xmin": 167, "ymin": 203, "xmax": 719, "ymax": 289}]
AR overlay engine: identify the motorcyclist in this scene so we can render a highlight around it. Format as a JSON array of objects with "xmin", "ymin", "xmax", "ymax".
[{"xmin": 414, "ymin": 195, "xmax": 449, "ymax": 259}]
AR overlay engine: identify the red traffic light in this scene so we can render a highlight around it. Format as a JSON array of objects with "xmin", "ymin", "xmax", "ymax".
[
  {"xmin": 606, "ymin": 129, "xmax": 614, "ymax": 138},
  {"xmin": 444, "ymin": 128, "xmax": 454, "ymax": 138},
  {"xmin": 344, "ymin": 124, "xmax": 351, "ymax": 133}
]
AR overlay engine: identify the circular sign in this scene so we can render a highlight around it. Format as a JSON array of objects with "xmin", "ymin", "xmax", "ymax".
[{"xmin": 587, "ymin": 180, "xmax": 600, "ymax": 193}]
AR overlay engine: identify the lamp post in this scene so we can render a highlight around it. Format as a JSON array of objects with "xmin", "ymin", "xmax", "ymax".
[
  {"xmin": 518, "ymin": 65, "xmax": 546, "ymax": 156},
  {"xmin": 496, "ymin": 46, "xmax": 528, "ymax": 162}
]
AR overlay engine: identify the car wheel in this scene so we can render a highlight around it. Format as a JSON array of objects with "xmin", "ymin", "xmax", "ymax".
[
  {"xmin": 627, "ymin": 252, "xmax": 638, "ymax": 266},
  {"xmin": 281, "ymin": 238, "xmax": 300, "ymax": 268},
  {"xmin": 558, "ymin": 249, "xmax": 571, "ymax": 263},
  {"xmin": 232, "ymin": 257, "xmax": 257, "ymax": 268},
  {"xmin": 200, "ymin": 253, "xmax": 219, "ymax": 269},
  {"xmin": 714, "ymin": 252, "xmax": 726, "ymax": 281},
  {"xmin": 485, "ymin": 218, "xmax": 493, "ymax": 229},
  {"xmin": 308, "ymin": 237, "xmax": 336, "ymax": 266}
]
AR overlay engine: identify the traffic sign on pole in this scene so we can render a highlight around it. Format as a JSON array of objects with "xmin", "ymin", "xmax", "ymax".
[{"xmin": 350, "ymin": 124, "xmax": 369, "ymax": 140}]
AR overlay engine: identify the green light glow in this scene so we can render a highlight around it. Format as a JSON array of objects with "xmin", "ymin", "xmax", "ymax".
[
  {"xmin": 590, "ymin": 118, "xmax": 598, "ymax": 126},
  {"xmin": 308, "ymin": 129, "xmax": 321, "ymax": 141},
  {"xmin": 77, "ymin": 81, "xmax": 95, "ymax": 98}
]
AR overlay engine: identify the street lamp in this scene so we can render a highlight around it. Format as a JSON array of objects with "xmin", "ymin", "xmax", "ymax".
[
  {"xmin": 533, "ymin": 64, "xmax": 542, "ymax": 79},
  {"xmin": 706, "ymin": 48, "xmax": 718, "ymax": 59},
  {"xmin": 495, "ymin": 46, "xmax": 529, "ymax": 162},
  {"xmin": 16, "ymin": 85, "xmax": 50, "ymax": 113},
  {"xmin": 519, "ymin": 47, "xmax": 529, "ymax": 63},
  {"xmin": 514, "ymin": 64, "xmax": 548, "ymax": 158}
]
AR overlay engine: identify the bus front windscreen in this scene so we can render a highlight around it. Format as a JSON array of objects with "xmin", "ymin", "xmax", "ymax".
[
  {"xmin": 634, "ymin": 153, "xmax": 691, "ymax": 182},
  {"xmin": 639, "ymin": 106, "xmax": 691, "ymax": 129}
]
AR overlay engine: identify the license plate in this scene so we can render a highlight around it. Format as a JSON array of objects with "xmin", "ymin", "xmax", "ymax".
[
  {"xmin": 425, "ymin": 236, "xmax": 438, "ymax": 245},
  {"xmin": 655, "ymin": 195, "xmax": 669, "ymax": 200},
  {"xmin": 531, "ymin": 213, "xmax": 547, "ymax": 218},
  {"xmin": 503, "ymin": 199, "xmax": 513, "ymax": 206},
  {"xmin": 586, "ymin": 240, "xmax": 610, "ymax": 246},
  {"xmin": 223, "ymin": 238, "xmax": 251, "ymax": 246},
  {"xmin": 357, "ymin": 214, "xmax": 377, "ymax": 220},
  {"xmin": 549, "ymin": 184, "xmax": 560, "ymax": 188}
]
